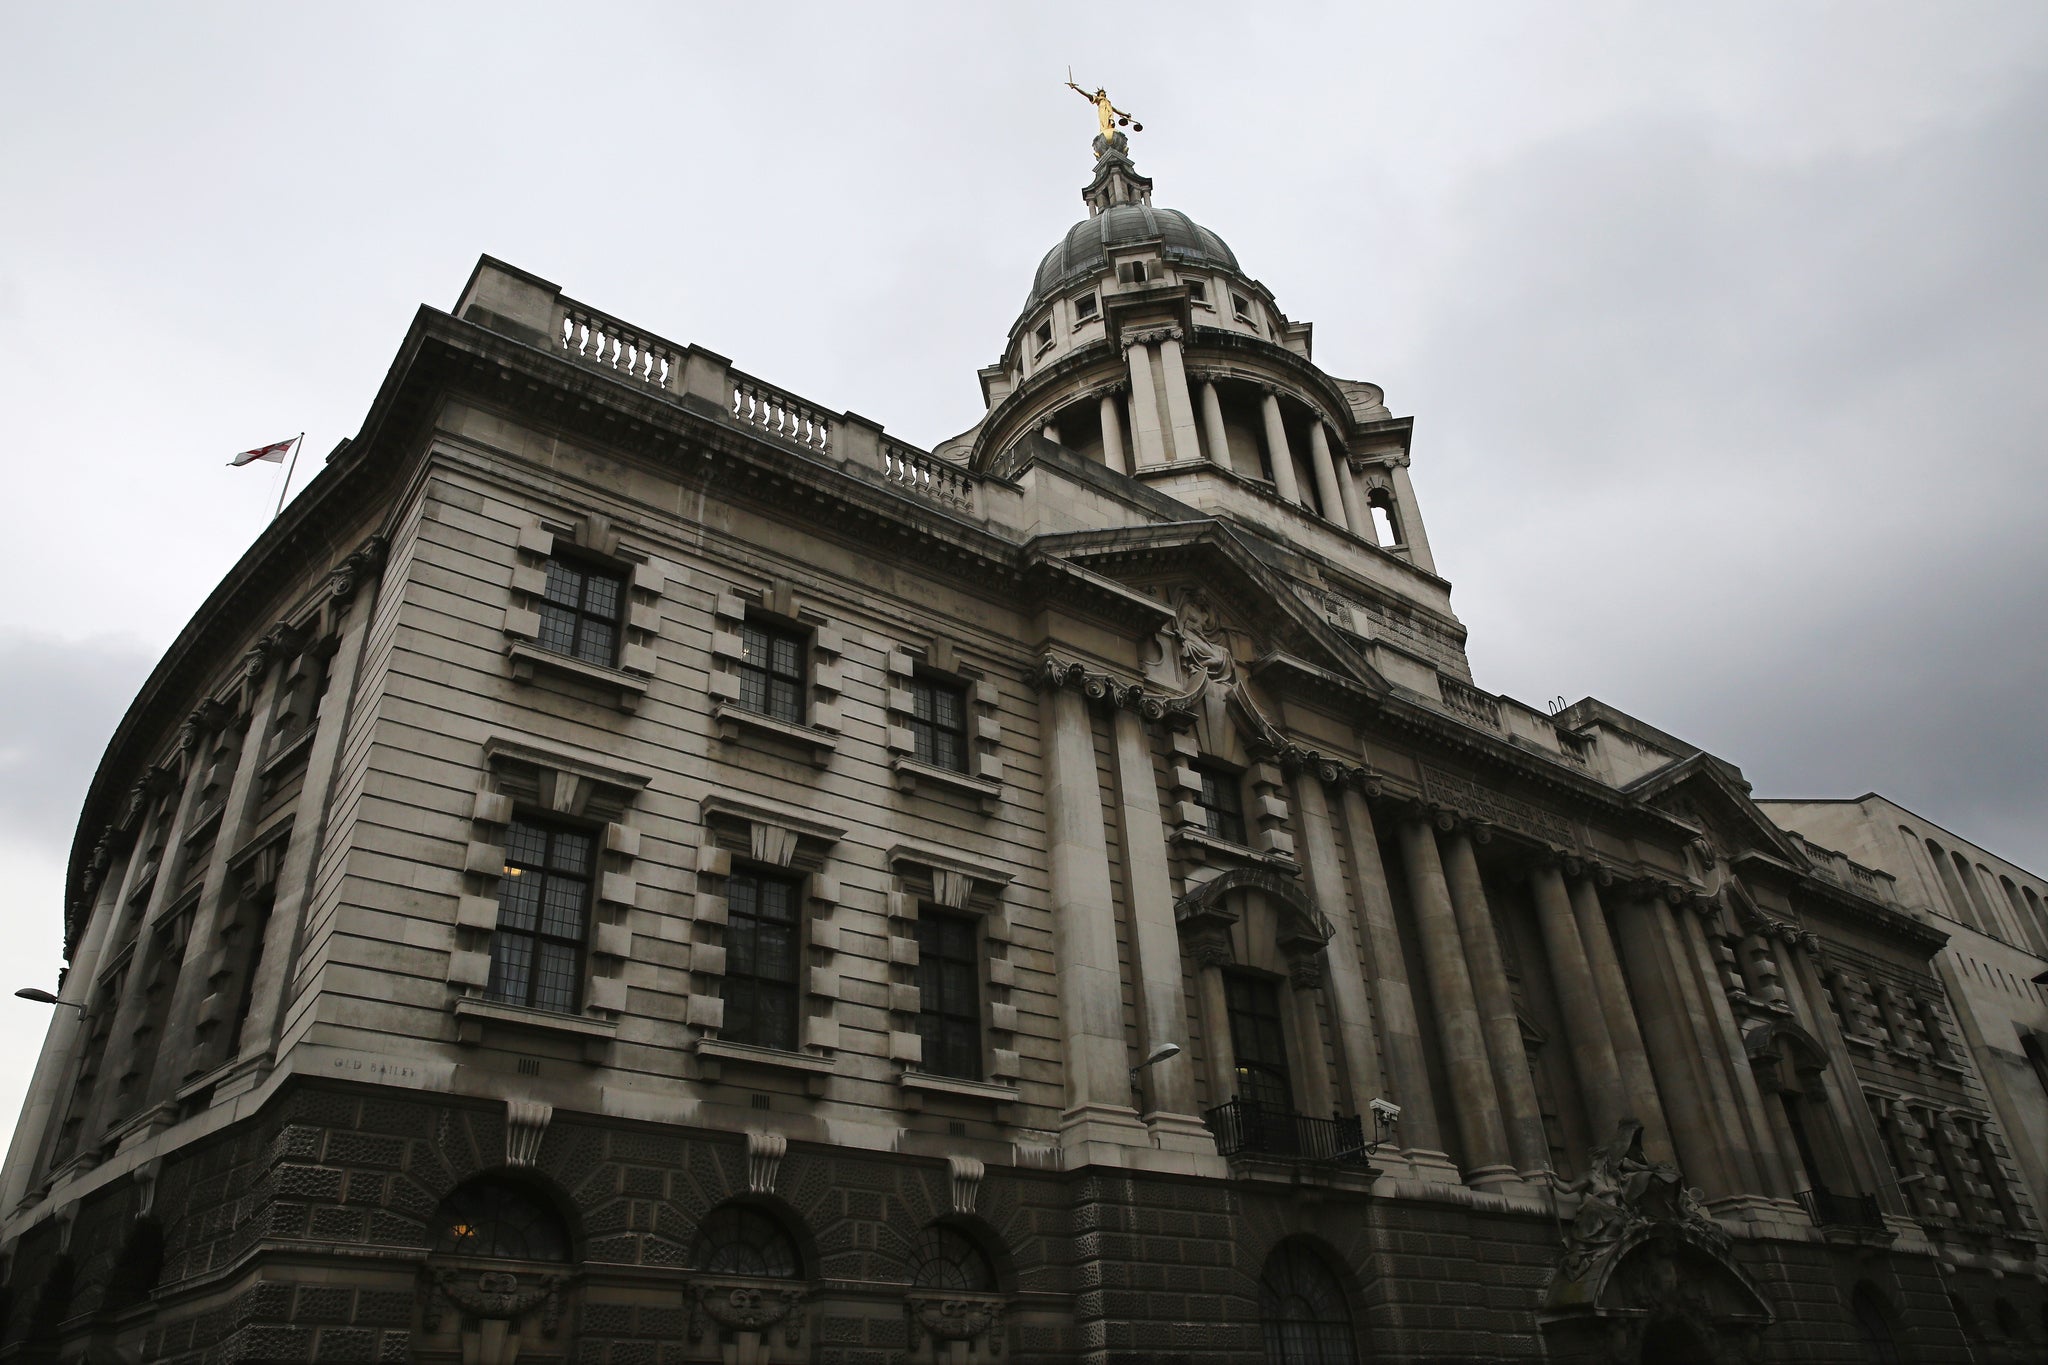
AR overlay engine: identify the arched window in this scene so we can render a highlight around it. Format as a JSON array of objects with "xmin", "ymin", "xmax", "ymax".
[
  {"xmin": 1258, "ymin": 1241, "xmax": 1359, "ymax": 1365},
  {"xmin": 692, "ymin": 1204, "xmax": 801, "ymax": 1278},
  {"xmin": 907, "ymin": 1225, "xmax": 997, "ymax": 1292},
  {"xmin": 1850, "ymin": 1283, "xmax": 1904, "ymax": 1365},
  {"xmin": 432, "ymin": 1179, "xmax": 571, "ymax": 1261}
]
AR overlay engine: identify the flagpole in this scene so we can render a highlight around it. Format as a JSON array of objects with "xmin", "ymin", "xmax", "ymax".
[{"xmin": 273, "ymin": 433, "xmax": 305, "ymax": 519}]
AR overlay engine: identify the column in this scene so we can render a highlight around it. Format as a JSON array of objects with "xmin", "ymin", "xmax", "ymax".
[
  {"xmin": 1397, "ymin": 813, "xmax": 1513, "ymax": 1185},
  {"xmin": 1286, "ymin": 958, "xmax": 1336, "ymax": 1120},
  {"xmin": 1097, "ymin": 387, "xmax": 1130, "ymax": 475},
  {"xmin": 1675, "ymin": 903, "xmax": 1789, "ymax": 1200},
  {"xmin": 1198, "ymin": 379, "xmax": 1233, "ymax": 473},
  {"xmin": 1259, "ymin": 389, "xmax": 1303, "ymax": 505},
  {"xmin": 1389, "ymin": 461, "xmax": 1436, "ymax": 573},
  {"xmin": 231, "ymin": 572, "xmax": 377, "ymax": 1083},
  {"xmin": 1191, "ymin": 940, "xmax": 1237, "ymax": 1108},
  {"xmin": 1787, "ymin": 940, "xmax": 1908, "ymax": 1212},
  {"xmin": 1305, "ymin": 420, "xmax": 1351, "ymax": 532},
  {"xmin": 0, "ymin": 841, "xmax": 131, "ymax": 1209},
  {"xmin": 1338, "ymin": 789, "xmax": 1443, "ymax": 1161},
  {"xmin": 81, "ymin": 741, "xmax": 210, "ymax": 1142},
  {"xmin": 1529, "ymin": 863, "xmax": 1627, "ymax": 1138},
  {"xmin": 147, "ymin": 653, "xmax": 288, "ymax": 1104},
  {"xmin": 1039, "ymin": 681, "xmax": 1148, "ymax": 1148},
  {"xmin": 1125, "ymin": 341, "xmax": 1167, "ymax": 467},
  {"xmin": 1156, "ymin": 332, "xmax": 1203, "ymax": 463},
  {"xmin": 1336, "ymin": 454, "xmax": 1368, "ymax": 538},
  {"xmin": 1609, "ymin": 891, "xmax": 1743, "ymax": 1200},
  {"xmin": 1440, "ymin": 827, "xmax": 1549, "ymax": 1178},
  {"xmin": 1566, "ymin": 874, "xmax": 1671, "ymax": 1160},
  {"xmin": 1290, "ymin": 774, "xmax": 1384, "ymax": 1114},
  {"xmin": 1109, "ymin": 707, "xmax": 1206, "ymax": 1147}
]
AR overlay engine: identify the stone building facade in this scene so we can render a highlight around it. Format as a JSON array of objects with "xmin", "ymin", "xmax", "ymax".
[{"xmin": 2, "ymin": 136, "xmax": 2043, "ymax": 1363}]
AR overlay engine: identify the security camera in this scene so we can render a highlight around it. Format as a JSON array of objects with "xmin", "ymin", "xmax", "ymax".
[{"xmin": 1369, "ymin": 1098, "xmax": 1401, "ymax": 1125}]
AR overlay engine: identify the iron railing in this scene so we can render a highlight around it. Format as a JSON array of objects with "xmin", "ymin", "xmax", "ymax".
[
  {"xmin": 1798, "ymin": 1186, "xmax": 1886, "ymax": 1231},
  {"xmin": 1205, "ymin": 1101, "xmax": 1368, "ymax": 1163}
]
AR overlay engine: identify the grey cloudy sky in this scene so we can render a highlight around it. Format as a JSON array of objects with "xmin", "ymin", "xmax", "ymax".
[{"xmin": 1, "ymin": 3, "xmax": 2044, "ymax": 1137}]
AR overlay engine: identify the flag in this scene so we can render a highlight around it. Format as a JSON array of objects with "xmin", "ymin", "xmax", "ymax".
[{"xmin": 230, "ymin": 437, "xmax": 297, "ymax": 467}]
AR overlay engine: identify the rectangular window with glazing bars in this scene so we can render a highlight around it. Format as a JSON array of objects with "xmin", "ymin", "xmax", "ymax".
[
  {"xmin": 489, "ymin": 820, "xmax": 591, "ymax": 1014},
  {"xmin": 1196, "ymin": 763, "xmax": 1248, "ymax": 845},
  {"xmin": 722, "ymin": 870, "xmax": 800, "ymax": 1051},
  {"xmin": 915, "ymin": 910, "xmax": 981, "ymax": 1079},
  {"xmin": 537, "ymin": 559, "xmax": 623, "ymax": 666},
  {"xmin": 910, "ymin": 677, "xmax": 968, "ymax": 772},
  {"xmin": 737, "ymin": 621, "xmax": 806, "ymax": 724}
]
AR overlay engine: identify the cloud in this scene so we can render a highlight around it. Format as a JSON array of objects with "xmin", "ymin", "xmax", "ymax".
[
  {"xmin": 1397, "ymin": 75, "xmax": 2048, "ymax": 869},
  {"xmin": 0, "ymin": 632, "xmax": 158, "ymax": 855}
]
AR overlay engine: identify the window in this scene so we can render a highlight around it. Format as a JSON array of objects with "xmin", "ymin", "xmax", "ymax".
[
  {"xmin": 1073, "ymin": 294, "xmax": 1099, "ymax": 321},
  {"xmin": 908, "ymin": 1225, "xmax": 996, "ymax": 1291},
  {"xmin": 915, "ymin": 911, "xmax": 982, "ymax": 1080},
  {"xmin": 737, "ymin": 620, "xmax": 806, "ymax": 724},
  {"xmin": 1226, "ymin": 972, "xmax": 1293, "ymax": 1110},
  {"xmin": 1186, "ymin": 278, "xmax": 1210, "ymax": 306},
  {"xmin": 693, "ymin": 1204, "xmax": 800, "ymax": 1277},
  {"xmin": 1231, "ymin": 291, "xmax": 1255, "ymax": 323},
  {"xmin": 488, "ymin": 820, "xmax": 592, "ymax": 1014},
  {"xmin": 433, "ymin": 1179, "xmax": 572, "ymax": 1261},
  {"xmin": 723, "ymin": 869, "xmax": 801, "ymax": 1050},
  {"xmin": 1258, "ymin": 1241, "xmax": 1358, "ymax": 1365},
  {"xmin": 1117, "ymin": 260, "xmax": 1150, "ymax": 284},
  {"xmin": 537, "ymin": 558, "xmax": 623, "ymax": 666},
  {"xmin": 1032, "ymin": 318, "xmax": 1054, "ymax": 352},
  {"xmin": 910, "ymin": 676, "xmax": 968, "ymax": 772},
  {"xmin": 1195, "ymin": 763, "xmax": 1248, "ymax": 845}
]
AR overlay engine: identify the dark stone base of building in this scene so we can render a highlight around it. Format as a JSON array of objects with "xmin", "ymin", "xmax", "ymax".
[{"xmin": 1, "ymin": 1080, "xmax": 2035, "ymax": 1364}]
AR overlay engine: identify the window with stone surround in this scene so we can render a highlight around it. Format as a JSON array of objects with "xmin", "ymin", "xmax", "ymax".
[
  {"xmin": 1195, "ymin": 762, "xmax": 1249, "ymax": 846},
  {"xmin": 486, "ymin": 819, "xmax": 593, "ymax": 1015},
  {"xmin": 1073, "ymin": 293, "xmax": 1099, "ymax": 323},
  {"xmin": 433, "ymin": 1178, "xmax": 572, "ymax": 1261},
  {"xmin": 736, "ymin": 620, "xmax": 806, "ymax": 724},
  {"xmin": 720, "ymin": 868, "xmax": 802, "ymax": 1052},
  {"xmin": 909, "ymin": 676, "xmax": 968, "ymax": 772},
  {"xmin": 536, "ymin": 557, "xmax": 624, "ymax": 667},
  {"xmin": 1186, "ymin": 278, "xmax": 1210, "ymax": 307},
  {"xmin": 914, "ymin": 910, "xmax": 982, "ymax": 1081},
  {"xmin": 1259, "ymin": 1240, "xmax": 1359, "ymax": 1365},
  {"xmin": 908, "ymin": 1225, "xmax": 996, "ymax": 1291},
  {"xmin": 708, "ymin": 587, "xmax": 844, "ymax": 764},
  {"xmin": 1225, "ymin": 970, "xmax": 1293, "ymax": 1109},
  {"xmin": 693, "ymin": 1204, "xmax": 801, "ymax": 1277}
]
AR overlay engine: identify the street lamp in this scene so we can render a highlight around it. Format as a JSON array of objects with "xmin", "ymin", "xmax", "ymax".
[
  {"xmin": 13, "ymin": 988, "xmax": 81, "ymax": 1013},
  {"xmin": 1129, "ymin": 1041, "xmax": 1182, "ymax": 1094}
]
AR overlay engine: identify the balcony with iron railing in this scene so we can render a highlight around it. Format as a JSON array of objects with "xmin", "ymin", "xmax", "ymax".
[{"xmin": 1205, "ymin": 1100, "xmax": 1369, "ymax": 1165}]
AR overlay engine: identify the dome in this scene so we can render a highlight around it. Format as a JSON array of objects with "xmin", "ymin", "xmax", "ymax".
[{"xmin": 1023, "ymin": 204, "xmax": 1239, "ymax": 317}]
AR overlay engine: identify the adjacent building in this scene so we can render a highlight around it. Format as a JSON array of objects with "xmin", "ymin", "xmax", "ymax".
[{"xmin": 1, "ymin": 130, "xmax": 2042, "ymax": 1364}]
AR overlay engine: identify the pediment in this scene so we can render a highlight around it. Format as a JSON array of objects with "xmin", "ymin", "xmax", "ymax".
[
  {"xmin": 1625, "ymin": 753, "xmax": 1807, "ymax": 872},
  {"xmin": 1028, "ymin": 522, "xmax": 1389, "ymax": 700}
]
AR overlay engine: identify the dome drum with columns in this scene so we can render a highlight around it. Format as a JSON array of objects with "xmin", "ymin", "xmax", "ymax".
[{"xmin": 973, "ymin": 143, "xmax": 1434, "ymax": 585}]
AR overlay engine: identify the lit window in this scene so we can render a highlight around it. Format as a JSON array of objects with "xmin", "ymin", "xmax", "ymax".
[
  {"xmin": 433, "ymin": 1179, "xmax": 572, "ymax": 1261},
  {"xmin": 737, "ymin": 621, "xmax": 806, "ymax": 724},
  {"xmin": 910, "ymin": 677, "xmax": 968, "ymax": 772},
  {"xmin": 1195, "ymin": 763, "xmax": 1247, "ymax": 845},
  {"xmin": 1225, "ymin": 972, "xmax": 1292, "ymax": 1110},
  {"xmin": 488, "ymin": 820, "xmax": 591, "ymax": 1014},
  {"xmin": 537, "ymin": 559, "xmax": 623, "ymax": 666},
  {"xmin": 722, "ymin": 870, "xmax": 801, "ymax": 1051},
  {"xmin": 915, "ymin": 910, "xmax": 981, "ymax": 1080}
]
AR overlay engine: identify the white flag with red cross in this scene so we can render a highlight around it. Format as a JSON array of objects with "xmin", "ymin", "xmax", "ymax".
[{"xmin": 229, "ymin": 437, "xmax": 298, "ymax": 467}]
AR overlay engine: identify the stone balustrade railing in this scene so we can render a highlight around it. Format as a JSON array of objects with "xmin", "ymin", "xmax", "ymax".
[
  {"xmin": 557, "ymin": 300, "xmax": 684, "ymax": 393},
  {"xmin": 729, "ymin": 372, "xmax": 833, "ymax": 455},
  {"xmin": 1788, "ymin": 832, "xmax": 1898, "ymax": 905},
  {"xmin": 1437, "ymin": 675, "xmax": 1502, "ymax": 731},
  {"xmin": 457, "ymin": 261, "xmax": 981, "ymax": 518},
  {"xmin": 881, "ymin": 439, "xmax": 976, "ymax": 514}
]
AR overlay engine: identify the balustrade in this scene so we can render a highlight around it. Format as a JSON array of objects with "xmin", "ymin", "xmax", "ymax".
[
  {"xmin": 880, "ymin": 439, "xmax": 976, "ymax": 514},
  {"xmin": 1437, "ymin": 675, "xmax": 1502, "ymax": 730},
  {"xmin": 1205, "ymin": 1100, "xmax": 1368, "ymax": 1164},
  {"xmin": 729, "ymin": 375, "xmax": 833, "ymax": 454},
  {"xmin": 558, "ymin": 303, "xmax": 680, "ymax": 391}
]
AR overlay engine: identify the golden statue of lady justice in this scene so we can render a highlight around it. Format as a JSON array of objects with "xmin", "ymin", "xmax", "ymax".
[{"xmin": 1066, "ymin": 71, "xmax": 1141, "ymax": 155}]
